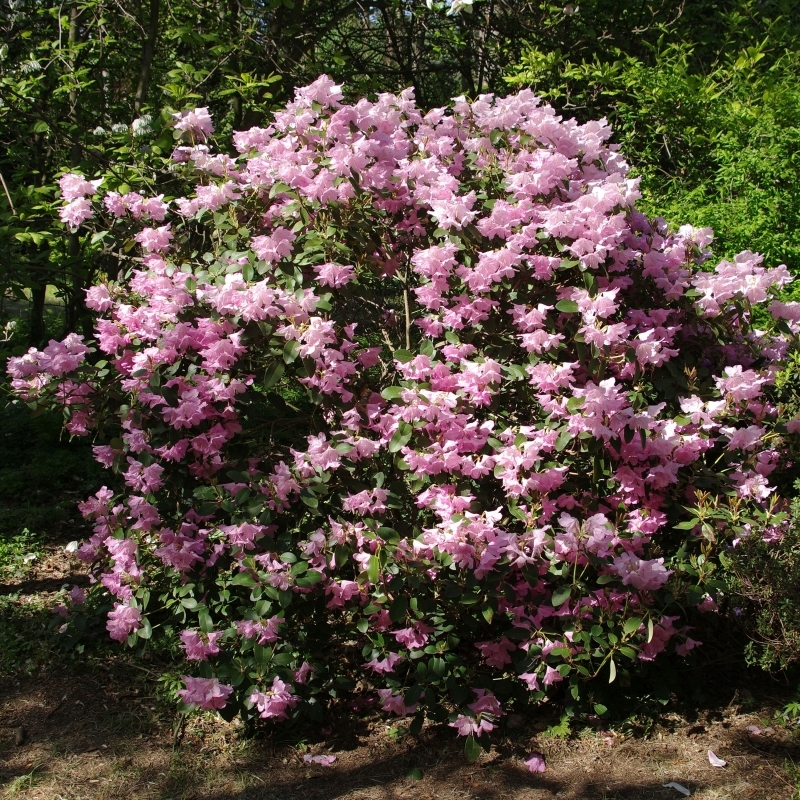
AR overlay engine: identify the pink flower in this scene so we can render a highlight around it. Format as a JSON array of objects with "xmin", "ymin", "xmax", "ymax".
[
  {"xmin": 376, "ymin": 689, "xmax": 417, "ymax": 717},
  {"xmin": 249, "ymin": 677, "xmax": 299, "ymax": 719},
  {"xmin": 252, "ymin": 227, "xmax": 296, "ymax": 263},
  {"xmin": 293, "ymin": 661, "xmax": 314, "ymax": 684},
  {"xmin": 58, "ymin": 173, "xmax": 101, "ymax": 200},
  {"xmin": 542, "ymin": 666, "xmax": 563, "ymax": 686},
  {"xmin": 134, "ymin": 225, "xmax": 173, "ymax": 253},
  {"xmin": 236, "ymin": 616, "xmax": 284, "ymax": 644},
  {"xmin": 675, "ymin": 636, "xmax": 702, "ymax": 656},
  {"xmin": 303, "ymin": 754, "xmax": 336, "ymax": 766},
  {"xmin": 518, "ymin": 672, "xmax": 540, "ymax": 691},
  {"xmin": 85, "ymin": 285, "xmax": 113, "ymax": 312},
  {"xmin": 68, "ymin": 585, "xmax": 86, "ymax": 605},
  {"xmin": 392, "ymin": 621, "xmax": 434, "ymax": 649},
  {"xmin": 612, "ymin": 553, "xmax": 671, "ymax": 592},
  {"xmin": 106, "ymin": 603, "xmax": 142, "ymax": 641},
  {"xmin": 173, "ymin": 107, "xmax": 214, "ymax": 140},
  {"xmin": 314, "ymin": 262, "xmax": 355, "ymax": 288},
  {"xmin": 363, "ymin": 652, "xmax": 401, "ymax": 674},
  {"xmin": 59, "ymin": 197, "xmax": 93, "ymax": 228},
  {"xmin": 468, "ymin": 689, "xmax": 505, "ymax": 718},
  {"xmin": 178, "ymin": 676, "xmax": 233, "ymax": 710},
  {"xmin": 179, "ymin": 629, "xmax": 223, "ymax": 660},
  {"xmin": 525, "ymin": 753, "xmax": 546, "ymax": 773}
]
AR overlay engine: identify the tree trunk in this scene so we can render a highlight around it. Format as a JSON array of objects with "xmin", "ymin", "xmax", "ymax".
[
  {"xmin": 28, "ymin": 284, "xmax": 46, "ymax": 347},
  {"xmin": 134, "ymin": 0, "xmax": 160, "ymax": 115}
]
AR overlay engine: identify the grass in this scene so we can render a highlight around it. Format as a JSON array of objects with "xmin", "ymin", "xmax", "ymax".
[{"xmin": 4, "ymin": 765, "xmax": 43, "ymax": 796}]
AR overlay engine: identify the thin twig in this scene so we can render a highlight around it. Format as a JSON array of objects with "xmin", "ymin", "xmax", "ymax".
[{"xmin": 0, "ymin": 171, "xmax": 16, "ymax": 215}]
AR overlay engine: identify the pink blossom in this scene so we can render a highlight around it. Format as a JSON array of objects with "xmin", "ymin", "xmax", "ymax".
[
  {"xmin": 250, "ymin": 677, "xmax": 299, "ymax": 719},
  {"xmin": 303, "ymin": 754, "xmax": 336, "ymax": 766},
  {"xmin": 180, "ymin": 629, "xmax": 223, "ymax": 660},
  {"xmin": 68, "ymin": 585, "xmax": 86, "ymax": 605},
  {"xmin": 542, "ymin": 666, "xmax": 563, "ymax": 686},
  {"xmin": 134, "ymin": 225, "xmax": 173, "ymax": 253},
  {"xmin": 314, "ymin": 262, "xmax": 355, "ymax": 287},
  {"xmin": 612, "ymin": 553, "xmax": 671, "ymax": 591},
  {"xmin": 392, "ymin": 621, "xmax": 434, "ymax": 649},
  {"xmin": 251, "ymin": 227, "xmax": 296, "ymax": 263},
  {"xmin": 58, "ymin": 173, "xmax": 101, "ymax": 200},
  {"xmin": 525, "ymin": 753, "xmax": 547, "ymax": 773},
  {"xmin": 85, "ymin": 285, "xmax": 113, "ymax": 312},
  {"xmin": 237, "ymin": 616, "xmax": 284, "ymax": 644},
  {"xmin": 173, "ymin": 107, "xmax": 214, "ymax": 140},
  {"xmin": 106, "ymin": 602, "xmax": 142, "ymax": 641},
  {"xmin": 293, "ymin": 661, "xmax": 314, "ymax": 684},
  {"xmin": 363, "ymin": 652, "xmax": 401, "ymax": 674},
  {"xmin": 377, "ymin": 689, "xmax": 417, "ymax": 717},
  {"xmin": 59, "ymin": 197, "xmax": 93, "ymax": 228},
  {"xmin": 179, "ymin": 676, "xmax": 233, "ymax": 710}
]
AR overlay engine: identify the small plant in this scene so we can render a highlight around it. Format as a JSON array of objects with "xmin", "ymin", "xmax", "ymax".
[{"xmin": 725, "ymin": 485, "xmax": 800, "ymax": 672}]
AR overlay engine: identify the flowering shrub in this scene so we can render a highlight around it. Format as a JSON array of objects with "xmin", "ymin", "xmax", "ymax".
[{"xmin": 9, "ymin": 76, "xmax": 799, "ymax": 757}]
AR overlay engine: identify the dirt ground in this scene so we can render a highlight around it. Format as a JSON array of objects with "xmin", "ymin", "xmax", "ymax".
[{"xmin": 2, "ymin": 545, "xmax": 799, "ymax": 800}]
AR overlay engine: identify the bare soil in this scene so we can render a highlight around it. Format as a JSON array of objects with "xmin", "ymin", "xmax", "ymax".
[{"xmin": 2, "ymin": 545, "xmax": 799, "ymax": 800}]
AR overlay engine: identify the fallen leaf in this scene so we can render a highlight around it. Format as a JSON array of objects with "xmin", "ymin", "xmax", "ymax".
[
  {"xmin": 708, "ymin": 749, "xmax": 727, "ymax": 768},
  {"xmin": 662, "ymin": 781, "xmax": 691, "ymax": 796}
]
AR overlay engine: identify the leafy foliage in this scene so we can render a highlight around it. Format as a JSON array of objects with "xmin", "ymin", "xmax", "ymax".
[{"xmin": 506, "ymin": 7, "xmax": 800, "ymax": 272}]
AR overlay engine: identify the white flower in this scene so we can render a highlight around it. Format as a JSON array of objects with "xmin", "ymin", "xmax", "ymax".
[
  {"xmin": 447, "ymin": 0, "xmax": 474, "ymax": 13},
  {"xmin": 132, "ymin": 114, "xmax": 153, "ymax": 137}
]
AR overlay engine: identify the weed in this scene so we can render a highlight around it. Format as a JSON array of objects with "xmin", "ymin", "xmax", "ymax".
[
  {"xmin": 0, "ymin": 528, "xmax": 42, "ymax": 579},
  {"xmin": 5, "ymin": 763, "xmax": 43, "ymax": 794}
]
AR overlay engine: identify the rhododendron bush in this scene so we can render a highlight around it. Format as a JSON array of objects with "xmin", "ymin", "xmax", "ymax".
[{"xmin": 10, "ymin": 76, "xmax": 800, "ymax": 750}]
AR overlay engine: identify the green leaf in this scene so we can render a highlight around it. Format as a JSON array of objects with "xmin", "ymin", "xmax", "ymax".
[
  {"xmin": 608, "ymin": 657, "xmax": 617, "ymax": 684},
  {"xmin": 137, "ymin": 617, "xmax": 152, "ymax": 640},
  {"xmin": 381, "ymin": 386, "xmax": 405, "ymax": 401},
  {"xmin": 198, "ymin": 608, "xmax": 213, "ymax": 633},
  {"xmin": 566, "ymin": 395, "xmax": 585, "ymax": 413},
  {"xmin": 295, "ymin": 570, "xmax": 324, "ymax": 588},
  {"xmin": 464, "ymin": 735, "xmax": 482, "ymax": 763},
  {"xmin": 555, "ymin": 299, "xmax": 579, "ymax": 313},
  {"xmin": 623, "ymin": 616, "xmax": 642, "ymax": 636},
  {"xmin": 550, "ymin": 585, "xmax": 572, "ymax": 608},
  {"xmin": 263, "ymin": 360, "xmax": 285, "ymax": 389},
  {"xmin": 366, "ymin": 553, "xmax": 381, "ymax": 584},
  {"xmin": 283, "ymin": 339, "xmax": 301, "ymax": 364},
  {"xmin": 231, "ymin": 572, "xmax": 258, "ymax": 587},
  {"xmin": 406, "ymin": 767, "xmax": 423, "ymax": 781},
  {"xmin": 393, "ymin": 349, "xmax": 414, "ymax": 363},
  {"xmin": 390, "ymin": 595, "xmax": 408, "ymax": 623},
  {"xmin": 555, "ymin": 429, "xmax": 572, "ymax": 451},
  {"xmin": 389, "ymin": 423, "xmax": 413, "ymax": 453},
  {"xmin": 594, "ymin": 703, "xmax": 608, "ymax": 716},
  {"xmin": 300, "ymin": 490, "xmax": 318, "ymax": 508}
]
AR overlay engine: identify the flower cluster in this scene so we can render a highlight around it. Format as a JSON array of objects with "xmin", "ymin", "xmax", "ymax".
[{"xmin": 13, "ymin": 77, "xmax": 796, "ymax": 745}]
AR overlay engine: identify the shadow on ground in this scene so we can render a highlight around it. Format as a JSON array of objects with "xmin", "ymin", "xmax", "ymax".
[{"xmin": 1, "ymin": 661, "xmax": 798, "ymax": 800}]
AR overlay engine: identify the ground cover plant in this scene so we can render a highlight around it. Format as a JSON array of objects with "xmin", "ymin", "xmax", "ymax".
[{"xmin": 7, "ymin": 77, "xmax": 800, "ymax": 763}]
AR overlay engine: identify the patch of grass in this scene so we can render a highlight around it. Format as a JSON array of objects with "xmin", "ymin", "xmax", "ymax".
[
  {"xmin": 4, "ymin": 763, "xmax": 43, "ymax": 795},
  {"xmin": 0, "ymin": 528, "xmax": 43, "ymax": 580}
]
